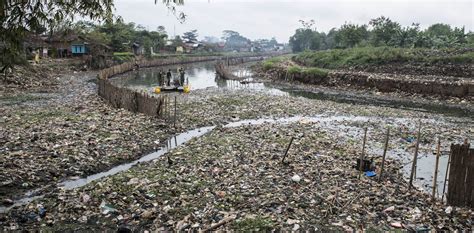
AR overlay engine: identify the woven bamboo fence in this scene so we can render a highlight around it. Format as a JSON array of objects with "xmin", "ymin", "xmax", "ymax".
[{"xmin": 447, "ymin": 144, "xmax": 474, "ymax": 208}]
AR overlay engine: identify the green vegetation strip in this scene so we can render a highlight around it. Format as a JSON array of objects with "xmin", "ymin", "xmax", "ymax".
[{"xmin": 294, "ymin": 47, "xmax": 474, "ymax": 69}]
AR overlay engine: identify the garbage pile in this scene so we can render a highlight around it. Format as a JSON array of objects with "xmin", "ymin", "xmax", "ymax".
[
  {"xmin": 2, "ymin": 122, "xmax": 472, "ymax": 231},
  {"xmin": 0, "ymin": 72, "xmax": 174, "ymax": 200}
]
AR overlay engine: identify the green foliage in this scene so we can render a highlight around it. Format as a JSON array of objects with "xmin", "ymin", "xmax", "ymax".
[
  {"xmin": 232, "ymin": 216, "xmax": 274, "ymax": 232},
  {"xmin": 369, "ymin": 16, "xmax": 402, "ymax": 46},
  {"xmin": 1, "ymin": 1, "xmax": 114, "ymax": 72},
  {"xmin": 262, "ymin": 57, "xmax": 285, "ymax": 71},
  {"xmin": 289, "ymin": 28, "xmax": 323, "ymax": 52},
  {"xmin": 222, "ymin": 30, "xmax": 251, "ymax": 51},
  {"xmin": 288, "ymin": 16, "xmax": 471, "ymax": 52},
  {"xmin": 294, "ymin": 47, "xmax": 474, "ymax": 69},
  {"xmin": 262, "ymin": 61, "xmax": 276, "ymax": 71},
  {"xmin": 303, "ymin": 67, "xmax": 329, "ymax": 77},
  {"xmin": 261, "ymin": 56, "xmax": 329, "ymax": 79},
  {"xmin": 182, "ymin": 29, "xmax": 198, "ymax": 42},
  {"xmin": 287, "ymin": 65, "xmax": 302, "ymax": 74},
  {"xmin": 113, "ymin": 52, "xmax": 135, "ymax": 63},
  {"xmin": 113, "ymin": 52, "xmax": 134, "ymax": 56},
  {"xmin": 335, "ymin": 23, "xmax": 369, "ymax": 48},
  {"xmin": 1, "ymin": 0, "xmax": 183, "ymax": 74}
]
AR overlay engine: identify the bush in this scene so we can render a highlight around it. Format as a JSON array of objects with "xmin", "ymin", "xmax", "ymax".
[
  {"xmin": 294, "ymin": 47, "xmax": 474, "ymax": 68},
  {"xmin": 287, "ymin": 65, "xmax": 302, "ymax": 74},
  {"xmin": 303, "ymin": 67, "xmax": 329, "ymax": 78}
]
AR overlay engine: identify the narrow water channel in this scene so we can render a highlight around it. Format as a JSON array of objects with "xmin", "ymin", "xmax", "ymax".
[{"xmin": 111, "ymin": 61, "xmax": 472, "ymax": 118}]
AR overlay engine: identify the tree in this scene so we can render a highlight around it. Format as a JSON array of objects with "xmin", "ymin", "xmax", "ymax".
[
  {"xmin": 426, "ymin": 23, "xmax": 453, "ymax": 38},
  {"xmin": 1, "ymin": 1, "xmax": 114, "ymax": 73},
  {"xmin": 1, "ymin": 0, "xmax": 185, "ymax": 74},
  {"xmin": 369, "ymin": 16, "xmax": 401, "ymax": 46},
  {"xmin": 335, "ymin": 23, "xmax": 369, "ymax": 48},
  {"xmin": 96, "ymin": 18, "xmax": 136, "ymax": 52},
  {"xmin": 269, "ymin": 37, "xmax": 278, "ymax": 47},
  {"xmin": 288, "ymin": 19, "xmax": 324, "ymax": 52},
  {"xmin": 157, "ymin": 26, "xmax": 167, "ymax": 35},
  {"xmin": 222, "ymin": 30, "xmax": 250, "ymax": 51},
  {"xmin": 390, "ymin": 23, "xmax": 420, "ymax": 48},
  {"xmin": 182, "ymin": 30, "xmax": 198, "ymax": 42},
  {"xmin": 289, "ymin": 28, "xmax": 322, "ymax": 52},
  {"xmin": 323, "ymin": 28, "xmax": 338, "ymax": 49}
]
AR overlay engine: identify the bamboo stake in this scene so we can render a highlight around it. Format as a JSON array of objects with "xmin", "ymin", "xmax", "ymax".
[
  {"xmin": 174, "ymin": 95, "xmax": 177, "ymax": 130},
  {"xmin": 441, "ymin": 149, "xmax": 452, "ymax": 202},
  {"xmin": 432, "ymin": 138, "xmax": 441, "ymax": 202},
  {"xmin": 379, "ymin": 128, "xmax": 390, "ymax": 181},
  {"xmin": 281, "ymin": 137, "xmax": 294, "ymax": 164},
  {"xmin": 358, "ymin": 127, "xmax": 368, "ymax": 179},
  {"xmin": 409, "ymin": 120, "xmax": 422, "ymax": 189}
]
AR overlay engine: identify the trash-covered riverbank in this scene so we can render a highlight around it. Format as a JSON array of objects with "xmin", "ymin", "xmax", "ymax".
[
  {"xmin": 1, "ymin": 66, "xmax": 473, "ymax": 231},
  {"xmin": 0, "ymin": 72, "xmax": 175, "ymax": 201},
  {"xmin": 2, "ymin": 119, "xmax": 472, "ymax": 231}
]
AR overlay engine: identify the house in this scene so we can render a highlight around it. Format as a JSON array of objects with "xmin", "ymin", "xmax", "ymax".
[
  {"xmin": 71, "ymin": 42, "xmax": 89, "ymax": 56},
  {"xmin": 132, "ymin": 42, "xmax": 144, "ymax": 55},
  {"xmin": 24, "ymin": 34, "xmax": 49, "ymax": 58}
]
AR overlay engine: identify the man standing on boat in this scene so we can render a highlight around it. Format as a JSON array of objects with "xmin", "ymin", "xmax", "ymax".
[
  {"xmin": 166, "ymin": 69, "xmax": 172, "ymax": 86},
  {"xmin": 179, "ymin": 67, "xmax": 186, "ymax": 86},
  {"xmin": 158, "ymin": 69, "xmax": 164, "ymax": 86}
]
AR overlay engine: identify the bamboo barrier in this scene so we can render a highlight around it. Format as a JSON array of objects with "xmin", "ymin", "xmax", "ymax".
[{"xmin": 447, "ymin": 143, "xmax": 474, "ymax": 208}]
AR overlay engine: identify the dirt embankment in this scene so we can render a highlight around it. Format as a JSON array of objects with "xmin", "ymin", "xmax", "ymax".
[
  {"xmin": 350, "ymin": 63, "xmax": 473, "ymax": 78},
  {"xmin": 293, "ymin": 47, "xmax": 474, "ymax": 78},
  {"xmin": 257, "ymin": 65, "xmax": 474, "ymax": 99}
]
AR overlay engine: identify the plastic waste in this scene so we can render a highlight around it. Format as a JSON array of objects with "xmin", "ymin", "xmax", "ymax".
[
  {"xmin": 365, "ymin": 171, "xmax": 376, "ymax": 177},
  {"xmin": 291, "ymin": 174, "xmax": 301, "ymax": 182},
  {"xmin": 37, "ymin": 204, "xmax": 46, "ymax": 218},
  {"xmin": 100, "ymin": 200, "xmax": 118, "ymax": 215}
]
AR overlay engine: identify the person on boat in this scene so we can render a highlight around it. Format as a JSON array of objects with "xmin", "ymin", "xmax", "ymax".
[
  {"xmin": 158, "ymin": 69, "xmax": 164, "ymax": 86},
  {"xmin": 166, "ymin": 69, "xmax": 172, "ymax": 86},
  {"xmin": 179, "ymin": 68, "xmax": 186, "ymax": 86}
]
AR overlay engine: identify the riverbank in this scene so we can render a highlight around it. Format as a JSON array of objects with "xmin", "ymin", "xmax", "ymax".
[
  {"xmin": 0, "ymin": 70, "xmax": 176, "ymax": 201},
  {"xmin": 1, "ymin": 60, "xmax": 473, "ymax": 231},
  {"xmin": 2, "ymin": 84, "xmax": 473, "ymax": 230},
  {"xmin": 254, "ymin": 48, "xmax": 474, "ymax": 100}
]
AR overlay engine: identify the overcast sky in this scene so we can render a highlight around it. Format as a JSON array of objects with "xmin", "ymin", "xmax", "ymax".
[{"xmin": 114, "ymin": 0, "xmax": 473, "ymax": 43}]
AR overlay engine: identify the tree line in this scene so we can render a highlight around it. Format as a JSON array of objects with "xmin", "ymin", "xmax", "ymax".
[
  {"xmin": 289, "ymin": 16, "xmax": 473, "ymax": 52},
  {"xmin": 1, "ymin": 0, "xmax": 184, "ymax": 73}
]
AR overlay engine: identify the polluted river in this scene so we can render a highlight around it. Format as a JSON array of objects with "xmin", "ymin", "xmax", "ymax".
[{"xmin": 1, "ymin": 60, "xmax": 473, "ymax": 230}]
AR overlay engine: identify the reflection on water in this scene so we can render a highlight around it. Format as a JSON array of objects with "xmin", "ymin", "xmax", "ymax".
[
  {"xmin": 111, "ymin": 62, "xmax": 250, "ymax": 91},
  {"xmin": 111, "ymin": 61, "xmax": 290, "ymax": 96}
]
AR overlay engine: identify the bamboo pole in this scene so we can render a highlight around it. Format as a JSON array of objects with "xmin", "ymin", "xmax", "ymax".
[
  {"xmin": 281, "ymin": 137, "xmax": 294, "ymax": 164},
  {"xmin": 358, "ymin": 127, "xmax": 368, "ymax": 179},
  {"xmin": 409, "ymin": 120, "xmax": 422, "ymax": 189},
  {"xmin": 174, "ymin": 95, "xmax": 177, "ymax": 130},
  {"xmin": 432, "ymin": 138, "xmax": 441, "ymax": 201},
  {"xmin": 441, "ymin": 149, "xmax": 452, "ymax": 202},
  {"xmin": 379, "ymin": 128, "xmax": 390, "ymax": 181}
]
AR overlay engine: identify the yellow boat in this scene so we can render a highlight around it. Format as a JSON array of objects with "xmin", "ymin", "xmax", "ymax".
[{"xmin": 154, "ymin": 85, "xmax": 191, "ymax": 94}]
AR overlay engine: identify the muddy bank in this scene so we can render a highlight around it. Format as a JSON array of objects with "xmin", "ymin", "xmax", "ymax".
[
  {"xmin": 259, "ymin": 66, "xmax": 474, "ymax": 98},
  {"xmin": 293, "ymin": 47, "xmax": 474, "ymax": 78},
  {"xmin": 352, "ymin": 63, "xmax": 473, "ymax": 78}
]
